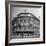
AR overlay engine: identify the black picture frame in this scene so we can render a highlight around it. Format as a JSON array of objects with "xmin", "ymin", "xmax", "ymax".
[{"xmin": 5, "ymin": 1, "xmax": 45, "ymax": 46}]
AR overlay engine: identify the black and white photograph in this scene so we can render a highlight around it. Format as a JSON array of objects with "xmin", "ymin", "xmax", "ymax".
[{"xmin": 5, "ymin": 1, "xmax": 45, "ymax": 45}]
